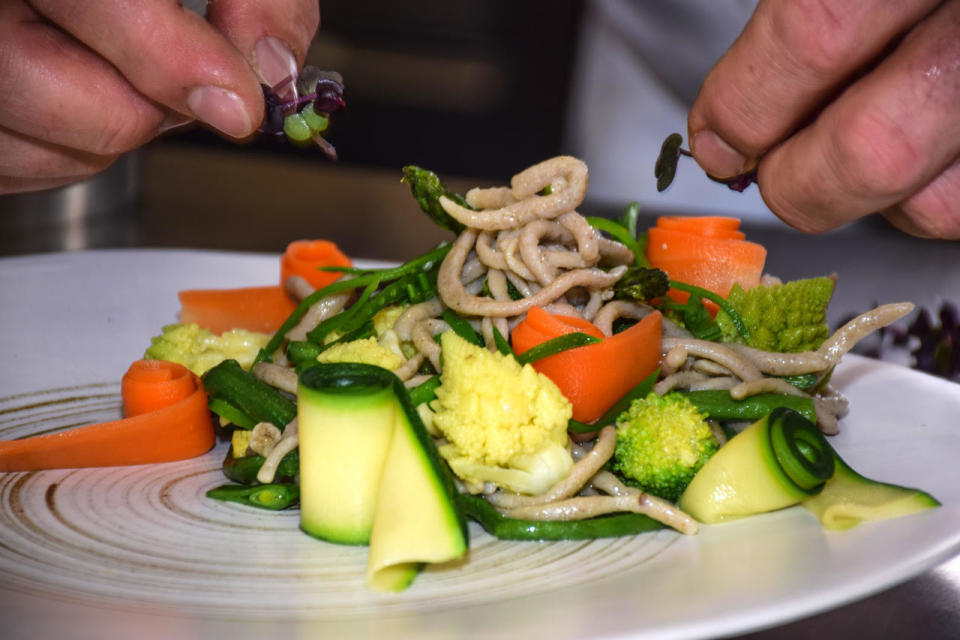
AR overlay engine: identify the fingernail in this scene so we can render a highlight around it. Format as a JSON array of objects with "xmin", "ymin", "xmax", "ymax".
[
  {"xmin": 157, "ymin": 112, "xmax": 193, "ymax": 135},
  {"xmin": 186, "ymin": 86, "xmax": 253, "ymax": 138},
  {"xmin": 254, "ymin": 36, "xmax": 298, "ymax": 89},
  {"xmin": 691, "ymin": 129, "xmax": 747, "ymax": 179}
]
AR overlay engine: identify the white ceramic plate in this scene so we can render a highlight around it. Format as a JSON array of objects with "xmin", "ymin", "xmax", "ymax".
[{"xmin": 1, "ymin": 249, "xmax": 958, "ymax": 640}]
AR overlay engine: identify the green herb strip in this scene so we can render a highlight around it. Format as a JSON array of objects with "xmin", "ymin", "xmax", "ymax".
[
  {"xmin": 255, "ymin": 243, "xmax": 451, "ymax": 364},
  {"xmin": 441, "ymin": 309, "xmax": 484, "ymax": 347},
  {"xmin": 586, "ymin": 216, "xmax": 645, "ymax": 267},
  {"xmin": 668, "ymin": 279, "xmax": 751, "ymax": 340},
  {"xmin": 515, "ymin": 332, "xmax": 601, "ymax": 366}
]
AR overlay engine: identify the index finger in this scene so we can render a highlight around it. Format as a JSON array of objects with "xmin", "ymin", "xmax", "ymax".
[
  {"xmin": 687, "ymin": 0, "xmax": 939, "ymax": 178},
  {"xmin": 28, "ymin": 0, "xmax": 264, "ymax": 138}
]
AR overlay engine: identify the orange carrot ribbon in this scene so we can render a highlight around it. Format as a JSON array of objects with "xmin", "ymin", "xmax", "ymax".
[
  {"xmin": 512, "ymin": 308, "xmax": 662, "ymax": 423},
  {"xmin": 0, "ymin": 360, "xmax": 215, "ymax": 472}
]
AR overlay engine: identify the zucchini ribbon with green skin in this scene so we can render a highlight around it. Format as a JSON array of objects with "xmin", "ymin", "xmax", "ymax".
[
  {"xmin": 679, "ymin": 408, "xmax": 835, "ymax": 523},
  {"xmin": 679, "ymin": 408, "xmax": 939, "ymax": 528}
]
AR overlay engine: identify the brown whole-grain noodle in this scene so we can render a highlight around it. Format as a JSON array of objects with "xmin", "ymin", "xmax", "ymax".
[
  {"xmin": 439, "ymin": 156, "xmax": 589, "ymax": 230},
  {"xmin": 485, "ymin": 426, "xmax": 617, "ymax": 509},
  {"xmin": 438, "ymin": 228, "xmax": 627, "ymax": 318}
]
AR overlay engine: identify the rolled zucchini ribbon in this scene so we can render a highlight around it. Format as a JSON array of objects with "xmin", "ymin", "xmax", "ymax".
[{"xmin": 679, "ymin": 408, "xmax": 939, "ymax": 529}]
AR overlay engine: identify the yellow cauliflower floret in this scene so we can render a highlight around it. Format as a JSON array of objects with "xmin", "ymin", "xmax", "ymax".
[
  {"xmin": 144, "ymin": 323, "xmax": 270, "ymax": 375},
  {"xmin": 428, "ymin": 331, "xmax": 573, "ymax": 495},
  {"xmin": 316, "ymin": 336, "xmax": 403, "ymax": 370},
  {"xmin": 372, "ymin": 305, "xmax": 408, "ymax": 337}
]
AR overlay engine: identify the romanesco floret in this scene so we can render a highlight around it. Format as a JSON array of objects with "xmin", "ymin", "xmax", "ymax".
[
  {"xmin": 316, "ymin": 336, "xmax": 403, "ymax": 370},
  {"xmin": 716, "ymin": 277, "xmax": 835, "ymax": 352},
  {"xmin": 612, "ymin": 392, "xmax": 719, "ymax": 502},
  {"xmin": 144, "ymin": 323, "xmax": 270, "ymax": 375},
  {"xmin": 426, "ymin": 331, "xmax": 573, "ymax": 495}
]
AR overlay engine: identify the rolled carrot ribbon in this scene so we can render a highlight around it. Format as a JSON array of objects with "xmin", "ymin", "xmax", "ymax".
[
  {"xmin": 0, "ymin": 360, "xmax": 215, "ymax": 472},
  {"xmin": 512, "ymin": 308, "xmax": 662, "ymax": 423},
  {"xmin": 280, "ymin": 239, "xmax": 352, "ymax": 290}
]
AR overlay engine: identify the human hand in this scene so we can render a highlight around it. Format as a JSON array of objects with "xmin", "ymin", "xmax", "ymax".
[
  {"xmin": 687, "ymin": 0, "xmax": 960, "ymax": 238},
  {"xmin": 0, "ymin": 0, "xmax": 319, "ymax": 194}
]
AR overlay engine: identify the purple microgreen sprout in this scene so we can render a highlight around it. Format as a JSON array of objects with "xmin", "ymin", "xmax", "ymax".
[
  {"xmin": 259, "ymin": 66, "xmax": 345, "ymax": 159},
  {"xmin": 655, "ymin": 132, "xmax": 757, "ymax": 193}
]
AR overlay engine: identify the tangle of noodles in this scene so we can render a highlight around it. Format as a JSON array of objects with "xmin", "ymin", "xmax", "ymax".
[{"xmin": 255, "ymin": 156, "xmax": 914, "ymax": 532}]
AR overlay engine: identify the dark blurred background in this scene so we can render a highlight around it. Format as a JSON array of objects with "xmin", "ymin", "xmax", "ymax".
[{"xmin": 1, "ymin": 0, "xmax": 959, "ymax": 325}]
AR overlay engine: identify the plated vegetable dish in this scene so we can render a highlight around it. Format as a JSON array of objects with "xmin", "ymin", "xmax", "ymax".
[{"xmin": 0, "ymin": 156, "xmax": 940, "ymax": 593}]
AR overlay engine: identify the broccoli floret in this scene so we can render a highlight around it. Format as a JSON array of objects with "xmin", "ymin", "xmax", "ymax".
[
  {"xmin": 715, "ymin": 277, "xmax": 835, "ymax": 352},
  {"xmin": 614, "ymin": 266, "xmax": 670, "ymax": 302},
  {"xmin": 612, "ymin": 392, "xmax": 719, "ymax": 502}
]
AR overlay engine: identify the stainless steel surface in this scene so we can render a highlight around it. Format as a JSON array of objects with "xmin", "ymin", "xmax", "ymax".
[
  {"xmin": 0, "ymin": 153, "xmax": 142, "ymax": 255},
  {"xmin": 1, "ymin": 141, "xmax": 958, "ymax": 638}
]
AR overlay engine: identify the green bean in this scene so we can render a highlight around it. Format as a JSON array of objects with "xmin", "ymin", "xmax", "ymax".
[
  {"xmin": 408, "ymin": 375, "xmax": 441, "ymax": 406},
  {"xmin": 222, "ymin": 449, "xmax": 299, "ymax": 485},
  {"xmin": 255, "ymin": 243, "xmax": 451, "ymax": 364},
  {"xmin": 207, "ymin": 397, "xmax": 256, "ymax": 429},
  {"xmin": 679, "ymin": 390, "xmax": 817, "ymax": 424},
  {"xmin": 206, "ymin": 483, "xmax": 300, "ymax": 510},
  {"xmin": 458, "ymin": 494, "xmax": 663, "ymax": 540}
]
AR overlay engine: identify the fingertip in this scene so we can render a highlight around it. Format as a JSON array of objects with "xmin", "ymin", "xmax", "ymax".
[
  {"xmin": 187, "ymin": 86, "xmax": 256, "ymax": 139},
  {"xmin": 253, "ymin": 36, "xmax": 298, "ymax": 90},
  {"xmin": 690, "ymin": 129, "xmax": 750, "ymax": 179}
]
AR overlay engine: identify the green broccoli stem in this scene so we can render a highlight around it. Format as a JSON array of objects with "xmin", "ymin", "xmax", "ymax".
[
  {"xmin": 568, "ymin": 369, "xmax": 660, "ymax": 433},
  {"xmin": 202, "ymin": 359, "xmax": 297, "ymax": 429},
  {"xmin": 515, "ymin": 332, "xmax": 601, "ymax": 365},
  {"xmin": 206, "ymin": 483, "xmax": 300, "ymax": 510},
  {"xmin": 668, "ymin": 279, "xmax": 751, "ymax": 340},
  {"xmin": 458, "ymin": 493, "xmax": 663, "ymax": 540},
  {"xmin": 678, "ymin": 390, "xmax": 817, "ymax": 424},
  {"xmin": 254, "ymin": 243, "xmax": 452, "ymax": 365}
]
